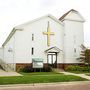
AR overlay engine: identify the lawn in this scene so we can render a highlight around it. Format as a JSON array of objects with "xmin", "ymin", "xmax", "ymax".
[{"xmin": 0, "ymin": 72, "xmax": 87, "ymax": 85}]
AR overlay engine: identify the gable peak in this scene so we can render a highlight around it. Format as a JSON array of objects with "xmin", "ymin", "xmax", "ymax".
[{"xmin": 59, "ymin": 9, "xmax": 85, "ymax": 22}]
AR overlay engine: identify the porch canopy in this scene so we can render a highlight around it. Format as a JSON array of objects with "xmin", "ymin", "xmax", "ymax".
[{"xmin": 45, "ymin": 46, "xmax": 62, "ymax": 53}]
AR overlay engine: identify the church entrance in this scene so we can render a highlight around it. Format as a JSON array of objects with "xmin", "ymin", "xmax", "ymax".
[
  {"xmin": 45, "ymin": 47, "xmax": 60, "ymax": 68},
  {"xmin": 47, "ymin": 52, "xmax": 57, "ymax": 68}
]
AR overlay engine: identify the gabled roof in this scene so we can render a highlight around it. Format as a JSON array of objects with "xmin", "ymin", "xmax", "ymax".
[
  {"xmin": 59, "ymin": 9, "xmax": 77, "ymax": 21},
  {"xmin": 15, "ymin": 14, "xmax": 64, "ymax": 28},
  {"xmin": 59, "ymin": 9, "xmax": 85, "ymax": 22},
  {"xmin": 2, "ymin": 14, "xmax": 64, "ymax": 46},
  {"xmin": 45, "ymin": 46, "xmax": 62, "ymax": 53},
  {"xmin": 2, "ymin": 28, "xmax": 23, "ymax": 46}
]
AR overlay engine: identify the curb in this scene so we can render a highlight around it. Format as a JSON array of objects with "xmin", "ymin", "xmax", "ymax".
[{"xmin": 0, "ymin": 81, "xmax": 90, "ymax": 87}]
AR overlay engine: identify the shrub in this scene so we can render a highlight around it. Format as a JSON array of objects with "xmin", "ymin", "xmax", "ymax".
[
  {"xmin": 65, "ymin": 65, "xmax": 83, "ymax": 71},
  {"xmin": 21, "ymin": 66, "xmax": 33, "ymax": 72},
  {"xmin": 20, "ymin": 66, "xmax": 52, "ymax": 72},
  {"xmin": 33, "ymin": 68, "xmax": 43, "ymax": 72},
  {"xmin": 43, "ymin": 66, "xmax": 52, "ymax": 72},
  {"xmin": 83, "ymin": 66, "xmax": 90, "ymax": 71},
  {"xmin": 65, "ymin": 65, "xmax": 90, "ymax": 72}
]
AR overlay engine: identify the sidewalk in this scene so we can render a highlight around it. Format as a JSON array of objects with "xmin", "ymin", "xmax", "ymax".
[
  {"xmin": 0, "ymin": 81, "xmax": 90, "ymax": 87},
  {"xmin": 61, "ymin": 71, "xmax": 90, "ymax": 80},
  {"xmin": 0, "ymin": 69, "xmax": 22, "ymax": 76},
  {"xmin": 0, "ymin": 81, "xmax": 90, "ymax": 90}
]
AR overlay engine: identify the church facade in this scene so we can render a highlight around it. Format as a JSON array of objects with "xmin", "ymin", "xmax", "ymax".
[{"xmin": 0, "ymin": 9, "xmax": 85, "ymax": 71}]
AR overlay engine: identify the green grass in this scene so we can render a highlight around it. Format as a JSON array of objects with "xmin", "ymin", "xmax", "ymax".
[
  {"xmin": 20, "ymin": 72, "xmax": 62, "ymax": 75},
  {"xmin": 0, "ymin": 72, "xmax": 87, "ymax": 85}
]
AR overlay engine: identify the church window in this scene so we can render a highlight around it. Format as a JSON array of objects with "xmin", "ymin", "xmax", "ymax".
[
  {"xmin": 32, "ymin": 34, "xmax": 34, "ymax": 41},
  {"xmin": 32, "ymin": 47, "xmax": 34, "ymax": 55},
  {"xmin": 74, "ymin": 48, "xmax": 76, "ymax": 53}
]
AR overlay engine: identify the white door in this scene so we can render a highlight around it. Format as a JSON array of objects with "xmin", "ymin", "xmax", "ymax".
[{"xmin": 47, "ymin": 53, "xmax": 57, "ymax": 67}]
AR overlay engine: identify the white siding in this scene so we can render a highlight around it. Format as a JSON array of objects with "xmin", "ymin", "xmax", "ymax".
[
  {"xmin": 14, "ymin": 17, "xmax": 64, "ymax": 63},
  {"xmin": 0, "ymin": 48, "xmax": 3, "ymax": 60},
  {"xmin": 14, "ymin": 29, "xmax": 32, "ymax": 63},
  {"xmin": 64, "ymin": 12, "xmax": 85, "ymax": 22},
  {"xmin": 64, "ymin": 20, "xmax": 84, "ymax": 63},
  {"xmin": 3, "ymin": 35, "xmax": 15, "ymax": 63}
]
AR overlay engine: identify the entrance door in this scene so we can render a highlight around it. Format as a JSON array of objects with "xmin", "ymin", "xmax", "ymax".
[{"xmin": 47, "ymin": 52, "xmax": 57, "ymax": 68}]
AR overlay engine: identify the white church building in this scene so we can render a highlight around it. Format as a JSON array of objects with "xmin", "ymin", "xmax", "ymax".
[{"xmin": 0, "ymin": 9, "xmax": 85, "ymax": 71}]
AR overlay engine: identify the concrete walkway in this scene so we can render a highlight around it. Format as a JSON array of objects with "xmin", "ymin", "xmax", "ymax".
[
  {"xmin": 61, "ymin": 71, "xmax": 90, "ymax": 80},
  {"xmin": 0, "ymin": 69, "xmax": 22, "ymax": 76}
]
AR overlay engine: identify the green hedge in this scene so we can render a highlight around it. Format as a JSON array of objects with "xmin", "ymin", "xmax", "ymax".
[
  {"xmin": 65, "ymin": 65, "xmax": 90, "ymax": 72},
  {"xmin": 20, "ymin": 66, "xmax": 52, "ymax": 72}
]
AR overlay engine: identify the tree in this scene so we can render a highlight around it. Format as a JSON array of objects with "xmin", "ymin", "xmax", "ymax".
[{"xmin": 77, "ymin": 44, "xmax": 90, "ymax": 65}]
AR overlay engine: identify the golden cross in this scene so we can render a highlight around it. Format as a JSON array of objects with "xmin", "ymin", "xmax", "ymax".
[{"xmin": 43, "ymin": 21, "xmax": 54, "ymax": 46}]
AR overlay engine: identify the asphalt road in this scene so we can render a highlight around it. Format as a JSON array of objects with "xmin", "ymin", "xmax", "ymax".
[{"xmin": 0, "ymin": 82, "xmax": 90, "ymax": 90}]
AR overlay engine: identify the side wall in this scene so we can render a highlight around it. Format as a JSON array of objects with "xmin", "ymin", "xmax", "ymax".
[
  {"xmin": 64, "ymin": 20, "xmax": 84, "ymax": 63},
  {"xmin": 0, "ymin": 48, "xmax": 3, "ymax": 60},
  {"xmin": 3, "ymin": 35, "xmax": 15, "ymax": 63},
  {"xmin": 2, "ymin": 34, "xmax": 15, "ymax": 71}
]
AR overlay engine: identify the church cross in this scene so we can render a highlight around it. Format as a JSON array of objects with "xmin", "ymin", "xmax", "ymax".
[{"xmin": 43, "ymin": 21, "xmax": 54, "ymax": 46}]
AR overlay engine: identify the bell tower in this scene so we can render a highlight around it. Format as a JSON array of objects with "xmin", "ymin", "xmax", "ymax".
[{"xmin": 59, "ymin": 9, "xmax": 85, "ymax": 64}]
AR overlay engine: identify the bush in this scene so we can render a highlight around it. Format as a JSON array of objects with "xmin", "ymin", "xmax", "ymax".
[
  {"xmin": 21, "ymin": 66, "xmax": 33, "ymax": 72},
  {"xmin": 65, "ymin": 65, "xmax": 82, "ymax": 71},
  {"xmin": 43, "ymin": 66, "xmax": 52, "ymax": 72},
  {"xmin": 65, "ymin": 65, "xmax": 90, "ymax": 72},
  {"xmin": 83, "ymin": 66, "xmax": 90, "ymax": 71},
  {"xmin": 20, "ymin": 66, "xmax": 52, "ymax": 72}
]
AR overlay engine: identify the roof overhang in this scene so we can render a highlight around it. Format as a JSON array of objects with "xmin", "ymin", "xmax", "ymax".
[
  {"xmin": 45, "ymin": 46, "xmax": 62, "ymax": 53},
  {"xmin": 2, "ymin": 28, "xmax": 23, "ymax": 46}
]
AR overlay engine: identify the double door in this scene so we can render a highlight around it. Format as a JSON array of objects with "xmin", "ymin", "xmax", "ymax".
[{"xmin": 47, "ymin": 52, "xmax": 57, "ymax": 68}]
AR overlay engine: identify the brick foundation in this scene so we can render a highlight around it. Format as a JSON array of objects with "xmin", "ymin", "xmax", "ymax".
[
  {"xmin": 16, "ymin": 63, "xmax": 85, "ymax": 71},
  {"xmin": 57, "ymin": 63, "xmax": 85, "ymax": 70},
  {"xmin": 43, "ymin": 63, "xmax": 48, "ymax": 67},
  {"xmin": 16, "ymin": 63, "xmax": 32, "ymax": 71}
]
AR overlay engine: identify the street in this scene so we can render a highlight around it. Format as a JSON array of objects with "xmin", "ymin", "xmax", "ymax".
[{"xmin": 0, "ymin": 82, "xmax": 90, "ymax": 90}]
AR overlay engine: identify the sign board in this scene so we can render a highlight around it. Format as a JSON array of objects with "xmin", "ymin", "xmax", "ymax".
[{"xmin": 32, "ymin": 58, "xmax": 43, "ymax": 68}]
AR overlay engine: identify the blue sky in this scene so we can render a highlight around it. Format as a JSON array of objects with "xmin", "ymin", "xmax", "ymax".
[{"xmin": 0, "ymin": 0, "xmax": 90, "ymax": 47}]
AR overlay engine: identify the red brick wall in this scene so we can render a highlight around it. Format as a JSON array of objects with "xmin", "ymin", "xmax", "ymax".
[
  {"xmin": 16, "ymin": 63, "xmax": 32, "ymax": 71},
  {"xmin": 57, "ymin": 63, "xmax": 85, "ymax": 70},
  {"xmin": 16, "ymin": 63, "xmax": 85, "ymax": 71}
]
